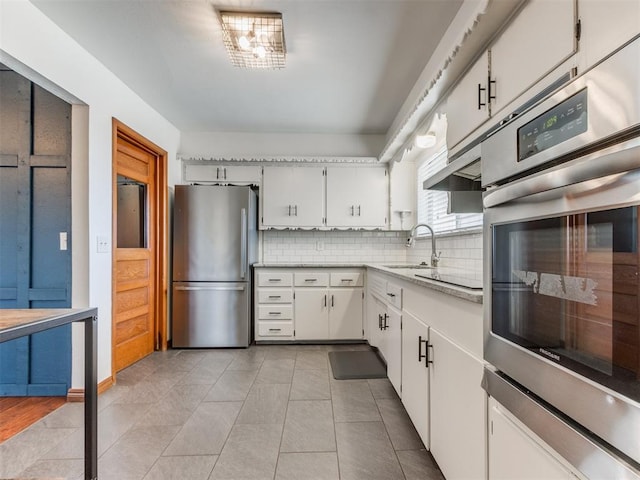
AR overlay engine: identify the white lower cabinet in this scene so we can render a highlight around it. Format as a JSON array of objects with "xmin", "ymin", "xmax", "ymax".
[
  {"xmin": 384, "ymin": 305, "xmax": 402, "ymax": 395},
  {"xmin": 294, "ymin": 288, "xmax": 329, "ymax": 339},
  {"xmin": 255, "ymin": 267, "xmax": 364, "ymax": 342},
  {"xmin": 429, "ymin": 328, "xmax": 486, "ymax": 480},
  {"xmin": 400, "ymin": 310, "xmax": 430, "ymax": 447},
  {"xmin": 367, "ymin": 268, "xmax": 487, "ymax": 479},
  {"xmin": 329, "ymin": 288, "xmax": 364, "ymax": 339},
  {"xmin": 489, "ymin": 397, "xmax": 574, "ymax": 480}
]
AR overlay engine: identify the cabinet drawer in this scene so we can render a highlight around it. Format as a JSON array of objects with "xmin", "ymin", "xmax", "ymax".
[
  {"xmin": 294, "ymin": 272, "xmax": 329, "ymax": 287},
  {"xmin": 330, "ymin": 271, "xmax": 363, "ymax": 287},
  {"xmin": 258, "ymin": 289, "xmax": 293, "ymax": 303},
  {"xmin": 257, "ymin": 272, "xmax": 293, "ymax": 287},
  {"xmin": 258, "ymin": 305, "xmax": 293, "ymax": 320},
  {"xmin": 258, "ymin": 321, "xmax": 293, "ymax": 337},
  {"xmin": 369, "ymin": 274, "xmax": 387, "ymax": 300},
  {"xmin": 386, "ymin": 283, "xmax": 402, "ymax": 309}
]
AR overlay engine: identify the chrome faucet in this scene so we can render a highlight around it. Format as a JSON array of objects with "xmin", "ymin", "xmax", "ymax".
[{"xmin": 406, "ymin": 223, "xmax": 440, "ymax": 267}]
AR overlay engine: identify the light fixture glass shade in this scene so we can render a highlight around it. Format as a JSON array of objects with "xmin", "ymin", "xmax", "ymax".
[
  {"xmin": 415, "ymin": 132, "xmax": 437, "ymax": 149},
  {"xmin": 219, "ymin": 11, "xmax": 286, "ymax": 69}
]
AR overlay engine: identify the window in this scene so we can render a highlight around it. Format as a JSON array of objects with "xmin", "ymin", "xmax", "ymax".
[{"xmin": 416, "ymin": 146, "xmax": 482, "ymax": 234}]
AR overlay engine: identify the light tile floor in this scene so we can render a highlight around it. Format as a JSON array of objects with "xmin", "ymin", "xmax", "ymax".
[{"xmin": 0, "ymin": 344, "xmax": 445, "ymax": 480}]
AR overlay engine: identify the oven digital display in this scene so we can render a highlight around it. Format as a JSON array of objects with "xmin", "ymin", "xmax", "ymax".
[{"xmin": 517, "ymin": 89, "xmax": 588, "ymax": 162}]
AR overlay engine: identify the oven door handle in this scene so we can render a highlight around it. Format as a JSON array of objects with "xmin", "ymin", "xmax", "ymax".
[{"xmin": 483, "ymin": 136, "xmax": 640, "ymax": 208}]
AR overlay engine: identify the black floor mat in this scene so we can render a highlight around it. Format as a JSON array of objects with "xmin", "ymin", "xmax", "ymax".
[{"xmin": 328, "ymin": 350, "xmax": 387, "ymax": 380}]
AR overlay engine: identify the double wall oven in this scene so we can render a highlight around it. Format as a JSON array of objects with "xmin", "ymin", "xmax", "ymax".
[{"xmin": 482, "ymin": 36, "xmax": 640, "ymax": 477}]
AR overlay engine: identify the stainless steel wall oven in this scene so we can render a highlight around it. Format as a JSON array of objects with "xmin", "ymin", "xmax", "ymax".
[{"xmin": 482, "ymin": 35, "xmax": 640, "ymax": 476}]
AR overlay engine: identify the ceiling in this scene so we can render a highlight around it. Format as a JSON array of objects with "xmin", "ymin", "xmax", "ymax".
[{"xmin": 31, "ymin": 0, "xmax": 464, "ymax": 136}]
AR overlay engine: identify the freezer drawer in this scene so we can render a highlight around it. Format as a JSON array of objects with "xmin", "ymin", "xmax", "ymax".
[{"xmin": 172, "ymin": 282, "xmax": 250, "ymax": 348}]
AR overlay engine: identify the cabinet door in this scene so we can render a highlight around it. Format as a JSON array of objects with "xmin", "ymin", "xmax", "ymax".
[
  {"xmin": 490, "ymin": 0, "xmax": 576, "ymax": 114},
  {"xmin": 385, "ymin": 306, "xmax": 402, "ymax": 396},
  {"xmin": 366, "ymin": 293, "xmax": 385, "ymax": 348},
  {"xmin": 183, "ymin": 164, "xmax": 261, "ymax": 185},
  {"xmin": 389, "ymin": 159, "xmax": 416, "ymax": 230},
  {"xmin": 401, "ymin": 311, "xmax": 430, "ymax": 448},
  {"xmin": 429, "ymin": 328, "xmax": 486, "ymax": 480},
  {"xmin": 446, "ymin": 52, "xmax": 490, "ymax": 150},
  {"xmin": 326, "ymin": 167, "xmax": 388, "ymax": 228},
  {"xmin": 294, "ymin": 288, "xmax": 329, "ymax": 340},
  {"xmin": 489, "ymin": 398, "xmax": 572, "ymax": 480},
  {"xmin": 579, "ymin": 0, "xmax": 640, "ymax": 71},
  {"xmin": 329, "ymin": 288, "xmax": 363, "ymax": 340},
  {"xmin": 261, "ymin": 166, "xmax": 325, "ymax": 228}
]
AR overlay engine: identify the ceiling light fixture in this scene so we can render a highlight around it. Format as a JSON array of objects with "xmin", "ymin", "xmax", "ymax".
[
  {"xmin": 414, "ymin": 132, "xmax": 437, "ymax": 149},
  {"xmin": 218, "ymin": 10, "xmax": 286, "ymax": 69}
]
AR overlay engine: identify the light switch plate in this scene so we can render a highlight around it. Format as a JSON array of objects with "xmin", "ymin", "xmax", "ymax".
[{"xmin": 97, "ymin": 235, "xmax": 109, "ymax": 253}]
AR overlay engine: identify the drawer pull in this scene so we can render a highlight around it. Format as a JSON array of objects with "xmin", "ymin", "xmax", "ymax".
[
  {"xmin": 268, "ymin": 328, "xmax": 282, "ymax": 332},
  {"xmin": 304, "ymin": 278, "xmax": 318, "ymax": 282},
  {"xmin": 268, "ymin": 295, "xmax": 282, "ymax": 299},
  {"xmin": 341, "ymin": 279, "xmax": 353, "ymax": 282},
  {"xmin": 387, "ymin": 293, "xmax": 396, "ymax": 298},
  {"xmin": 268, "ymin": 312, "xmax": 281, "ymax": 315},
  {"xmin": 268, "ymin": 278, "xmax": 282, "ymax": 282}
]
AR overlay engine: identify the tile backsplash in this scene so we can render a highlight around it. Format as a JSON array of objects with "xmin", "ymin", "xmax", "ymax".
[{"xmin": 262, "ymin": 229, "xmax": 483, "ymax": 273}]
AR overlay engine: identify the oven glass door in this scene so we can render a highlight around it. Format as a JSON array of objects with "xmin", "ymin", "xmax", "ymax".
[{"xmin": 492, "ymin": 205, "xmax": 639, "ymax": 401}]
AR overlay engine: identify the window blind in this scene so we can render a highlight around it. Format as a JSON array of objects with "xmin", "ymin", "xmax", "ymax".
[{"xmin": 416, "ymin": 146, "xmax": 483, "ymax": 234}]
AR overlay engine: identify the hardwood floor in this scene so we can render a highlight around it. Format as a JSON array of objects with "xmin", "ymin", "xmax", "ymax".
[{"xmin": 0, "ymin": 396, "xmax": 66, "ymax": 442}]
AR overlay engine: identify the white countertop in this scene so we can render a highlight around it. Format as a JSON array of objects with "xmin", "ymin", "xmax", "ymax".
[{"xmin": 253, "ymin": 263, "xmax": 483, "ymax": 304}]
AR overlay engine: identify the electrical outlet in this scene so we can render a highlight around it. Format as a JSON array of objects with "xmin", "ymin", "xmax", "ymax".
[{"xmin": 97, "ymin": 236, "xmax": 109, "ymax": 253}]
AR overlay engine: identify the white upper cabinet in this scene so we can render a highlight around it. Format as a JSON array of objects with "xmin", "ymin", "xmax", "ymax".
[
  {"xmin": 578, "ymin": 0, "xmax": 640, "ymax": 71},
  {"xmin": 183, "ymin": 162, "xmax": 261, "ymax": 185},
  {"xmin": 446, "ymin": 0, "xmax": 577, "ymax": 150},
  {"xmin": 489, "ymin": 0, "xmax": 576, "ymax": 115},
  {"xmin": 261, "ymin": 166, "xmax": 325, "ymax": 228},
  {"xmin": 325, "ymin": 166, "xmax": 388, "ymax": 228},
  {"xmin": 446, "ymin": 53, "xmax": 491, "ymax": 150},
  {"xmin": 388, "ymin": 158, "xmax": 416, "ymax": 231}
]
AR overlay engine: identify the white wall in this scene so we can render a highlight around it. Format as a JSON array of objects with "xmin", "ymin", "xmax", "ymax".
[
  {"xmin": 179, "ymin": 131, "xmax": 385, "ymax": 160},
  {"xmin": 0, "ymin": 0, "xmax": 181, "ymax": 387}
]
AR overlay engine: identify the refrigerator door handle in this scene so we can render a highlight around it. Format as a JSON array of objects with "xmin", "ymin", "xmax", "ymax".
[
  {"xmin": 240, "ymin": 208, "xmax": 247, "ymax": 279},
  {"xmin": 174, "ymin": 285, "xmax": 246, "ymax": 291}
]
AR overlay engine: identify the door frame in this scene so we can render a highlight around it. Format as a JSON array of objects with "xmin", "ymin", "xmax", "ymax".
[{"xmin": 111, "ymin": 118, "xmax": 168, "ymax": 381}]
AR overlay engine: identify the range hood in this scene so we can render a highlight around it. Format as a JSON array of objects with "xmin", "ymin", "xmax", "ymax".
[{"xmin": 422, "ymin": 143, "xmax": 482, "ymax": 191}]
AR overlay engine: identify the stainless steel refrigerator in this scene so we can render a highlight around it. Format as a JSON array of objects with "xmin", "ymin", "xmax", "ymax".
[{"xmin": 172, "ymin": 185, "xmax": 257, "ymax": 347}]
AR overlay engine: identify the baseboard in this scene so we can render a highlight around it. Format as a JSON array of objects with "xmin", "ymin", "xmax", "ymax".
[{"xmin": 66, "ymin": 375, "xmax": 115, "ymax": 402}]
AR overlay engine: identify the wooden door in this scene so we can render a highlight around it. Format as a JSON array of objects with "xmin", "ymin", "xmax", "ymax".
[
  {"xmin": 0, "ymin": 69, "xmax": 72, "ymax": 396},
  {"xmin": 112, "ymin": 125, "xmax": 161, "ymax": 372}
]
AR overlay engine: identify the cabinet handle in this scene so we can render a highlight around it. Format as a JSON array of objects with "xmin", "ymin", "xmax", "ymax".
[
  {"xmin": 488, "ymin": 76, "xmax": 496, "ymax": 103},
  {"xmin": 382, "ymin": 313, "xmax": 389, "ymax": 330},
  {"xmin": 477, "ymin": 83, "xmax": 487, "ymax": 109},
  {"xmin": 268, "ymin": 328, "xmax": 282, "ymax": 332},
  {"xmin": 294, "ymin": 205, "xmax": 298, "ymax": 216},
  {"xmin": 216, "ymin": 167, "xmax": 220, "ymax": 180},
  {"xmin": 331, "ymin": 295, "xmax": 335, "ymax": 307},
  {"xmin": 268, "ymin": 312, "xmax": 281, "ymax": 315},
  {"xmin": 287, "ymin": 205, "xmax": 292, "ymax": 216},
  {"xmin": 304, "ymin": 278, "xmax": 317, "ymax": 282},
  {"xmin": 268, "ymin": 295, "xmax": 282, "ymax": 299},
  {"xmin": 268, "ymin": 278, "xmax": 282, "ymax": 282},
  {"xmin": 341, "ymin": 279, "xmax": 353, "ymax": 283},
  {"xmin": 427, "ymin": 343, "xmax": 434, "ymax": 366},
  {"xmin": 418, "ymin": 335, "xmax": 428, "ymax": 366},
  {"xmin": 357, "ymin": 205, "xmax": 361, "ymax": 216},
  {"xmin": 378, "ymin": 314, "xmax": 382, "ymax": 330},
  {"xmin": 223, "ymin": 167, "xmax": 227, "ymax": 180},
  {"xmin": 324, "ymin": 295, "xmax": 327, "ymax": 308},
  {"xmin": 387, "ymin": 293, "xmax": 395, "ymax": 298}
]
